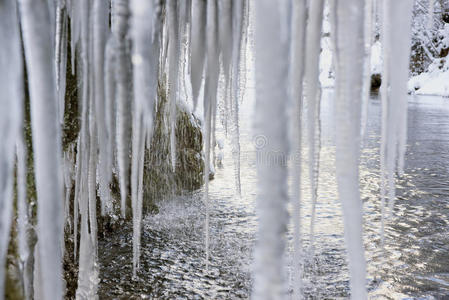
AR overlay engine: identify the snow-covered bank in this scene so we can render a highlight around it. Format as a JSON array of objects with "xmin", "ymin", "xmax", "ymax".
[
  {"xmin": 408, "ymin": 56, "xmax": 449, "ymax": 96},
  {"xmin": 408, "ymin": 23, "xmax": 449, "ymax": 97}
]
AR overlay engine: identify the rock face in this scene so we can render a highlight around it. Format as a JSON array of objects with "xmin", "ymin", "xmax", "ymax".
[
  {"xmin": 142, "ymin": 80, "xmax": 204, "ymax": 214},
  {"xmin": 7, "ymin": 57, "xmax": 204, "ymax": 299}
]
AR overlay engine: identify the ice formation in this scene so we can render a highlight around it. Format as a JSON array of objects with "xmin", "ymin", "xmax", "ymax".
[{"xmin": 0, "ymin": 1, "xmax": 416, "ymax": 299}]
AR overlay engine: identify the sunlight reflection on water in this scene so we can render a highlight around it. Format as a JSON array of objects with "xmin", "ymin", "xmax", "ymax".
[{"xmin": 99, "ymin": 89, "xmax": 449, "ymax": 299}]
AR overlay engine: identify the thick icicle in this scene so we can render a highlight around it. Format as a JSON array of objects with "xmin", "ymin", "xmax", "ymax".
[
  {"xmin": 19, "ymin": 0, "xmax": 64, "ymax": 298},
  {"xmin": 231, "ymin": 0, "xmax": 245, "ymax": 196},
  {"xmin": 380, "ymin": 0, "xmax": 414, "ymax": 219},
  {"xmin": 70, "ymin": 0, "xmax": 81, "ymax": 75},
  {"xmin": 389, "ymin": 1, "xmax": 413, "ymax": 179},
  {"xmin": 113, "ymin": 0, "xmax": 132, "ymax": 218},
  {"xmin": 75, "ymin": 2, "xmax": 100, "ymax": 294},
  {"xmin": 253, "ymin": 1, "xmax": 290, "ymax": 298},
  {"xmin": 190, "ymin": 0, "xmax": 207, "ymax": 109},
  {"xmin": 130, "ymin": 0, "xmax": 159, "ymax": 276},
  {"xmin": 304, "ymin": 0, "xmax": 325, "ymax": 249},
  {"xmin": 167, "ymin": 0, "xmax": 180, "ymax": 171},
  {"xmin": 333, "ymin": 1, "xmax": 367, "ymax": 298},
  {"xmin": 0, "ymin": 1, "xmax": 23, "ymax": 298},
  {"xmin": 291, "ymin": 0, "xmax": 307, "ymax": 297},
  {"xmin": 218, "ymin": 0, "xmax": 233, "ymax": 84}
]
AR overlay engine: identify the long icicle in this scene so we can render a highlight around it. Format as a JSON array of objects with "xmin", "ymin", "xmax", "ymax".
[
  {"xmin": 303, "ymin": 0, "xmax": 325, "ymax": 252},
  {"xmin": 0, "ymin": 0, "xmax": 23, "ymax": 297},
  {"xmin": 333, "ymin": 1, "xmax": 367, "ymax": 298},
  {"xmin": 167, "ymin": 0, "xmax": 180, "ymax": 171},
  {"xmin": 203, "ymin": 0, "xmax": 220, "ymax": 267},
  {"xmin": 130, "ymin": 0, "xmax": 159, "ymax": 276},
  {"xmin": 361, "ymin": 0, "xmax": 374, "ymax": 140},
  {"xmin": 19, "ymin": 0, "xmax": 64, "ymax": 298},
  {"xmin": 231, "ymin": 0, "xmax": 245, "ymax": 196},
  {"xmin": 190, "ymin": 0, "xmax": 207, "ymax": 110},
  {"xmin": 253, "ymin": 1, "xmax": 290, "ymax": 298},
  {"xmin": 291, "ymin": 0, "xmax": 307, "ymax": 297},
  {"xmin": 94, "ymin": 0, "xmax": 112, "ymax": 216},
  {"xmin": 391, "ymin": 1, "xmax": 414, "ymax": 178},
  {"xmin": 113, "ymin": 0, "xmax": 132, "ymax": 218}
]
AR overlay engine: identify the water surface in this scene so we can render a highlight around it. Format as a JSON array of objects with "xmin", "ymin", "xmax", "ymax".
[{"xmin": 99, "ymin": 91, "xmax": 449, "ymax": 299}]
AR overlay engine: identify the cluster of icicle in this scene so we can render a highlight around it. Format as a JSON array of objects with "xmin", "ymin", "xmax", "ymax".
[
  {"xmin": 0, "ymin": 0, "xmax": 416, "ymax": 299},
  {"xmin": 0, "ymin": 0, "xmax": 248, "ymax": 299},
  {"xmin": 253, "ymin": 0, "xmax": 414, "ymax": 299}
]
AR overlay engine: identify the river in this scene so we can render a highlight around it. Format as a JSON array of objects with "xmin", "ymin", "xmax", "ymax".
[{"xmin": 98, "ymin": 88, "xmax": 449, "ymax": 299}]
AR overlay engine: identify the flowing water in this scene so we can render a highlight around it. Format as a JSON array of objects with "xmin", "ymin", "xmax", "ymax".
[{"xmin": 98, "ymin": 89, "xmax": 449, "ymax": 299}]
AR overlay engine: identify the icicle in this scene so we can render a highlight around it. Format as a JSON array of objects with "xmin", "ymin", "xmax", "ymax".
[
  {"xmin": 179, "ymin": 0, "xmax": 191, "ymax": 109},
  {"xmin": 203, "ymin": 0, "xmax": 220, "ymax": 267},
  {"xmin": 291, "ymin": 0, "xmax": 307, "ymax": 297},
  {"xmin": 130, "ymin": 112, "xmax": 146, "ymax": 276},
  {"xmin": 219, "ymin": 0, "xmax": 233, "ymax": 84},
  {"xmin": 304, "ymin": 0, "xmax": 324, "ymax": 250},
  {"xmin": 382, "ymin": 0, "xmax": 414, "ymax": 215},
  {"xmin": 55, "ymin": 1, "xmax": 68, "ymax": 124},
  {"xmin": 73, "ymin": 135, "xmax": 82, "ymax": 261},
  {"xmin": 231, "ymin": 0, "xmax": 245, "ymax": 196},
  {"xmin": 17, "ymin": 134, "xmax": 34, "ymax": 300},
  {"xmin": 70, "ymin": 0, "xmax": 81, "ymax": 75},
  {"xmin": 113, "ymin": 0, "xmax": 132, "ymax": 218},
  {"xmin": 167, "ymin": 0, "xmax": 180, "ymax": 171},
  {"xmin": 19, "ymin": 0, "xmax": 64, "ymax": 298},
  {"xmin": 160, "ymin": 11, "xmax": 170, "ymax": 74},
  {"xmin": 88, "ymin": 77, "xmax": 98, "ymax": 253},
  {"xmin": 75, "ymin": 1, "xmax": 100, "ymax": 294},
  {"xmin": 253, "ymin": 1, "xmax": 290, "ymax": 299},
  {"xmin": 428, "ymin": 0, "xmax": 434, "ymax": 32},
  {"xmin": 105, "ymin": 37, "xmax": 117, "ymax": 189},
  {"xmin": 93, "ymin": 0, "xmax": 112, "ymax": 216},
  {"xmin": 333, "ymin": 1, "xmax": 367, "ymax": 298},
  {"xmin": 76, "ymin": 124, "xmax": 99, "ymax": 299},
  {"xmin": 0, "ymin": 1, "xmax": 23, "ymax": 297},
  {"xmin": 379, "ymin": 0, "xmax": 390, "ymax": 250},
  {"xmin": 58, "ymin": 13, "xmax": 68, "ymax": 125},
  {"xmin": 130, "ymin": 0, "xmax": 159, "ymax": 276},
  {"xmin": 190, "ymin": 0, "xmax": 207, "ymax": 110},
  {"xmin": 361, "ymin": 0, "xmax": 374, "ymax": 140},
  {"xmin": 390, "ymin": 1, "xmax": 413, "ymax": 176}
]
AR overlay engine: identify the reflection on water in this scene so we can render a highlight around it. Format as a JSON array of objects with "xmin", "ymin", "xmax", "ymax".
[{"xmin": 98, "ymin": 91, "xmax": 449, "ymax": 299}]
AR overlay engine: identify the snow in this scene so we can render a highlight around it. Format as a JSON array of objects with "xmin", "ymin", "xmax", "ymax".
[{"xmin": 409, "ymin": 56, "xmax": 449, "ymax": 96}]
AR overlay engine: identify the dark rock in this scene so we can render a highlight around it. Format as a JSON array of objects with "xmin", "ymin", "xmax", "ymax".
[{"xmin": 370, "ymin": 73, "xmax": 382, "ymax": 93}]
